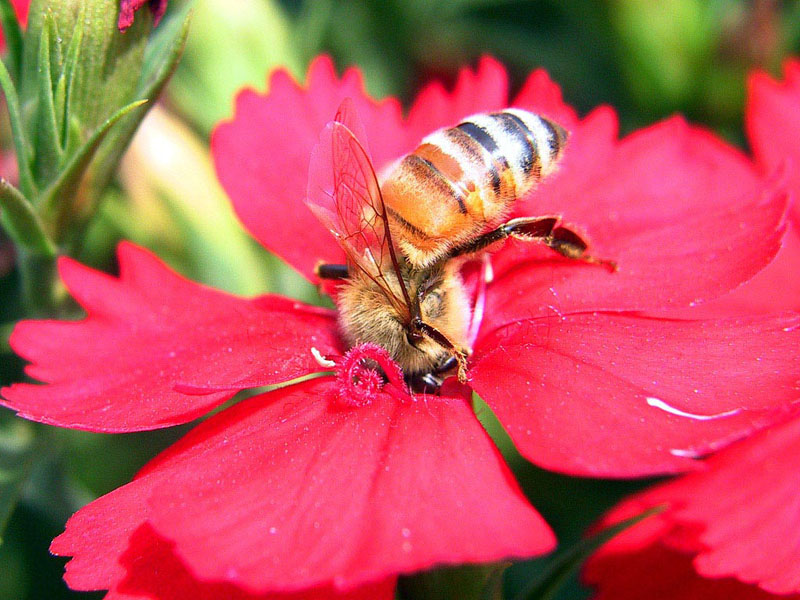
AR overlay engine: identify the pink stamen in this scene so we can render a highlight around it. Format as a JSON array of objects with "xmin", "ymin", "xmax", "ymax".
[{"xmin": 333, "ymin": 343, "xmax": 411, "ymax": 406}]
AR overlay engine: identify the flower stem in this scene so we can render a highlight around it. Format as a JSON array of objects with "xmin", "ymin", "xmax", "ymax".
[{"xmin": 16, "ymin": 249, "xmax": 67, "ymax": 317}]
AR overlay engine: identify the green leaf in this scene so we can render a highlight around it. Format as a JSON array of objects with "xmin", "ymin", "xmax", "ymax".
[
  {"xmin": 41, "ymin": 99, "xmax": 148, "ymax": 236},
  {"xmin": 139, "ymin": 2, "xmax": 193, "ymax": 97},
  {"xmin": 0, "ymin": 57, "xmax": 35, "ymax": 198},
  {"xmin": 0, "ymin": 178, "xmax": 56, "ymax": 256},
  {"xmin": 77, "ymin": 6, "xmax": 189, "ymax": 220},
  {"xmin": 514, "ymin": 506, "xmax": 665, "ymax": 600},
  {"xmin": 399, "ymin": 562, "xmax": 510, "ymax": 600},
  {"xmin": 33, "ymin": 17, "xmax": 64, "ymax": 183},
  {"xmin": 480, "ymin": 563, "xmax": 508, "ymax": 600},
  {"xmin": 0, "ymin": 0, "xmax": 23, "ymax": 80},
  {"xmin": 0, "ymin": 321, "xmax": 14, "ymax": 353},
  {"xmin": 58, "ymin": 11, "xmax": 84, "ymax": 154},
  {"xmin": 42, "ymin": 0, "xmax": 148, "ymax": 135},
  {"xmin": 0, "ymin": 420, "xmax": 43, "ymax": 544}
]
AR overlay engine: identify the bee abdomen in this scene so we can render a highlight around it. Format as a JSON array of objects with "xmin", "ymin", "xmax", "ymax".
[
  {"xmin": 417, "ymin": 109, "xmax": 567, "ymax": 203},
  {"xmin": 380, "ymin": 109, "xmax": 568, "ymax": 267}
]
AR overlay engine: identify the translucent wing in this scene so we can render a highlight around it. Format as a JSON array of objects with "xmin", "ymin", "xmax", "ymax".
[
  {"xmin": 333, "ymin": 97, "xmax": 370, "ymax": 156},
  {"xmin": 306, "ymin": 102, "xmax": 412, "ymax": 320}
]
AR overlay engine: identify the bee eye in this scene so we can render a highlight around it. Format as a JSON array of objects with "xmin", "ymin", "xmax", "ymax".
[{"xmin": 421, "ymin": 288, "xmax": 444, "ymax": 319}]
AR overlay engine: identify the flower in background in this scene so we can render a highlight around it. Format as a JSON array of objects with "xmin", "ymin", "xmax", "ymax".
[
  {"xmin": 1, "ymin": 57, "xmax": 799, "ymax": 598},
  {"xmin": 585, "ymin": 58, "xmax": 800, "ymax": 600},
  {"xmin": 7, "ymin": 0, "xmax": 28, "ymax": 28},
  {"xmin": 0, "ymin": 0, "xmax": 29, "ymax": 275},
  {"xmin": 117, "ymin": 0, "xmax": 167, "ymax": 30},
  {"xmin": 585, "ymin": 417, "xmax": 800, "ymax": 600}
]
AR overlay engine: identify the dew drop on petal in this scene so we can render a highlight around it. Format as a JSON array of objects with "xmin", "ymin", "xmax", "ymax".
[
  {"xmin": 646, "ymin": 397, "xmax": 741, "ymax": 420},
  {"xmin": 670, "ymin": 448, "xmax": 700, "ymax": 458}
]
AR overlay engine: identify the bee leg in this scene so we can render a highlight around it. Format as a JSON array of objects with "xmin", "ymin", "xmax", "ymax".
[
  {"xmin": 439, "ymin": 351, "xmax": 469, "ymax": 383},
  {"xmin": 315, "ymin": 263, "xmax": 350, "ymax": 279},
  {"xmin": 450, "ymin": 216, "xmax": 617, "ymax": 271},
  {"xmin": 434, "ymin": 354, "xmax": 460, "ymax": 375},
  {"xmin": 406, "ymin": 353, "xmax": 466, "ymax": 393},
  {"xmin": 508, "ymin": 217, "xmax": 617, "ymax": 271},
  {"xmin": 409, "ymin": 372, "xmax": 445, "ymax": 394}
]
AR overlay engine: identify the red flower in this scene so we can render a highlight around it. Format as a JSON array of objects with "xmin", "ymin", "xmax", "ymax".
[
  {"xmin": 117, "ymin": 0, "xmax": 166, "ymax": 31},
  {"xmin": 585, "ymin": 416, "xmax": 800, "ymax": 599},
  {"xmin": 585, "ymin": 58, "xmax": 800, "ymax": 599},
  {"xmin": 696, "ymin": 57, "xmax": 800, "ymax": 315},
  {"xmin": 748, "ymin": 59, "xmax": 800, "ymax": 223},
  {"xmin": 2, "ymin": 57, "xmax": 799, "ymax": 598},
  {"xmin": 0, "ymin": 0, "xmax": 29, "ymax": 50},
  {"xmin": 10, "ymin": 0, "xmax": 27, "ymax": 26},
  {"xmin": 746, "ymin": 59, "xmax": 800, "ymax": 309}
]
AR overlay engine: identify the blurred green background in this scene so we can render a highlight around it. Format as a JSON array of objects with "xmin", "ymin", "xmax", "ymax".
[{"xmin": 1, "ymin": 0, "xmax": 799, "ymax": 598}]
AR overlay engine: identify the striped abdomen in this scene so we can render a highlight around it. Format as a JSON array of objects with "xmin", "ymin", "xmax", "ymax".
[{"xmin": 381, "ymin": 109, "xmax": 568, "ymax": 267}]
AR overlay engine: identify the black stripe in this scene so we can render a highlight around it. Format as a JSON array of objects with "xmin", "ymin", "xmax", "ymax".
[
  {"xmin": 458, "ymin": 121, "xmax": 500, "ymax": 154},
  {"xmin": 494, "ymin": 112, "xmax": 536, "ymax": 174},
  {"xmin": 457, "ymin": 122, "xmax": 511, "ymax": 170},
  {"xmin": 455, "ymin": 122, "xmax": 505, "ymax": 194},
  {"xmin": 404, "ymin": 155, "xmax": 467, "ymax": 214},
  {"xmin": 444, "ymin": 128, "xmax": 484, "ymax": 163}
]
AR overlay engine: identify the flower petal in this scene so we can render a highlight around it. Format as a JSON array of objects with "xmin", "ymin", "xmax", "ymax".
[
  {"xmin": 135, "ymin": 380, "xmax": 554, "ymax": 592},
  {"xmin": 405, "ymin": 56, "xmax": 511, "ymax": 135},
  {"xmin": 0, "ymin": 243, "xmax": 340, "ymax": 432},
  {"xmin": 585, "ymin": 540, "xmax": 794, "ymax": 600},
  {"xmin": 512, "ymin": 67, "xmax": 581, "ymax": 127},
  {"xmin": 212, "ymin": 56, "xmax": 409, "ymax": 282},
  {"xmin": 747, "ymin": 59, "xmax": 800, "ymax": 222},
  {"xmin": 473, "ymin": 115, "xmax": 787, "ymax": 332},
  {"xmin": 592, "ymin": 415, "xmax": 800, "ymax": 595},
  {"xmin": 662, "ymin": 222, "xmax": 800, "ymax": 317},
  {"xmin": 469, "ymin": 313, "xmax": 800, "ymax": 476},
  {"xmin": 111, "ymin": 526, "xmax": 396, "ymax": 600},
  {"xmin": 51, "ymin": 487, "xmax": 394, "ymax": 599}
]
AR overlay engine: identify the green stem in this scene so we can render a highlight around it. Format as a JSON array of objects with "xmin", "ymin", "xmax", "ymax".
[{"xmin": 16, "ymin": 249, "xmax": 66, "ymax": 317}]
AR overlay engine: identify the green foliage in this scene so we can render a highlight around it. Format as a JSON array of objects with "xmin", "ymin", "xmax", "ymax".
[
  {"xmin": 399, "ymin": 562, "xmax": 509, "ymax": 600},
  {"xmin": 170, "ymin": 0, "xmax": 300, "ymax": 134},
  {"xmin": 0, "ymin": 177, "xmax": 54, "ymax": 256},
  {"xmin": 512, "ymin": 508, "xmax": 664, "ymax": 600},
  {"xmin": 0, "ymin": 0, "xmax": 189, "ymax": 315},
  {"xmin": 0, "ymin": 420, "xmax": 41, "ymax": 541}
]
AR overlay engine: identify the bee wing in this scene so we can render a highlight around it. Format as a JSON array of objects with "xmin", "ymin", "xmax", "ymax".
[
  {"xmin": 333, "ymin": 97, "xmax": 370, "ymax": 156},
  {"xmin": 306, "ymin": 111, "xmax": 412, "ymax": 320}
]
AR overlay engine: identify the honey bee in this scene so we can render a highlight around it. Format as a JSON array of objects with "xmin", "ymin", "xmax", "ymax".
[{"xmin": 307, "ymin": 99, "xmax": 613, "ymax": 390}]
